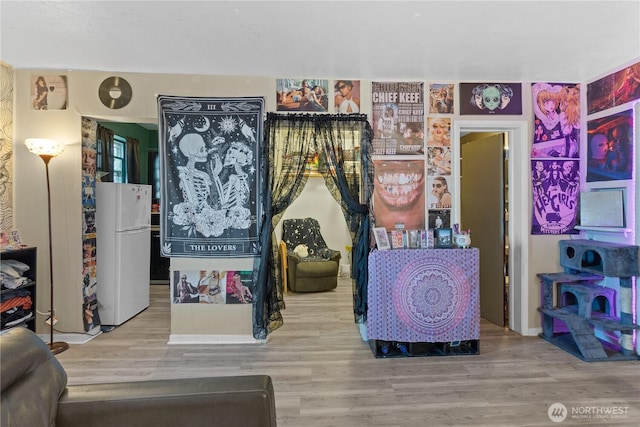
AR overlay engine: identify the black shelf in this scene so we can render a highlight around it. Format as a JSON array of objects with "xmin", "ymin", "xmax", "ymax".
[{"xmin": 1, "ymin": 247, "xmax": 37, "ymax": 332}]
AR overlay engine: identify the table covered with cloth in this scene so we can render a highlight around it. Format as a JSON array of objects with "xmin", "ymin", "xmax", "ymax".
[{"xmin": 367, "ymin": 248, "xmax": 480, "ymax": 343}]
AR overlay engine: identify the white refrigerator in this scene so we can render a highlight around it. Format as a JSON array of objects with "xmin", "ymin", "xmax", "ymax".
[{"xmin": 96, "ymin": 183, "xmax": 152, "ymax": 326}]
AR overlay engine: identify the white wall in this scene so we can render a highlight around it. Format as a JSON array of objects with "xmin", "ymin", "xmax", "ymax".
[{"xmin": 274, "ymin": 176, "xmax": 353, "ymax": 262}]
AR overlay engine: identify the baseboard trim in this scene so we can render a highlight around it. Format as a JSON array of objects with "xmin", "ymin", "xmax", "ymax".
[
  {"xmin": 526, "ymin": 327, "xmax": 542, "ymax": 337},
  {"xmin": 38, "ymin": 329, "xmax": 102, "ymax": 345},
  {"xmin": 168, "ymin": 334, "xmax": 268, "ymax": 345}
]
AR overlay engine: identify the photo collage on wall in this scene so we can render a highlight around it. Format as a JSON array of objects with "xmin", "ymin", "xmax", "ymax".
[
  {"xmin": 276, "ymin": 78, "xmax": 362, "ymax": 114},
  {"xmin": 372, "ymin": 81, "xmax": 426, "ymax": 238},
  {"xmin": 80, "ymin": 117, "xmax": 101, "ymax": 331},
  {"xmin": 371, "ymin": 81, "xmax": 457, "ymax": 247},
  {"xmin": 530, "ymin": 82, "xmax": 581, "ymax": 235},
  {"xmin": 172, "ymin": 270, "xmax": 253, "ymax": 305}
]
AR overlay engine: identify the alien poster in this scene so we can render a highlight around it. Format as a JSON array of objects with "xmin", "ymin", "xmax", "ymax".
[
  {"xmin": 158, "ymin": 96, "xmax": 264, "ymax": 258},
  {"xmin": 459, "ymin": 83, "xmax": 522, "ymax": 115}
]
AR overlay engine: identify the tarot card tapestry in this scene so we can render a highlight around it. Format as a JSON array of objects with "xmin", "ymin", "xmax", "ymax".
[{"xmin": 158, "ymin": 96, "xmax": 264, "ymax": 257}]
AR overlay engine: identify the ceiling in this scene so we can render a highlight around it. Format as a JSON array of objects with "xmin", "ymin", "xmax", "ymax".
[{"xmin": 1, "ymin": 1, "xmax": 639, "ymax": 83}]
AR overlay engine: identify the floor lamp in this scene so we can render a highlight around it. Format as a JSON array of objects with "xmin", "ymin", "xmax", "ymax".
[{"xmin": 25, "ymin": 138, "xmax": 69, "ymax": 355}]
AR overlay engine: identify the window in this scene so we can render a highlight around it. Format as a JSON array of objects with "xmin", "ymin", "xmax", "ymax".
[
  {"xmin": 97, "ymin": 133, "xmax": 127, "ymax": 182},
  {"xmin": 112, "ymin": 135, "xmax": 126, "ymax": 183}
]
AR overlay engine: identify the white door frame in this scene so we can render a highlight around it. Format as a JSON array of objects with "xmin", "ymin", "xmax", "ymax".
[{"xmin": 453, "ymin": 120, "xmax": 530, "ymax": 335}]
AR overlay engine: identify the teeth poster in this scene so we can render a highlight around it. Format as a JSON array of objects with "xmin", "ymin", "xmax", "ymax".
[{"xmin": 373, "ymin": 159, "xmax": 425, "ymax": 230}]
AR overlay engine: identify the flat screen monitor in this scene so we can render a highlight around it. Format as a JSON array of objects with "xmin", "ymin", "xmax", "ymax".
[{"xmin": 579, "ymin": 190, "xmax": 625, "ymax": 228}]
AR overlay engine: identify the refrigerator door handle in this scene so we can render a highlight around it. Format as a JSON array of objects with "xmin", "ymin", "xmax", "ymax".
[{"xmin": 117, "ymin": 225, "xmax": 151, "ymax": 233}]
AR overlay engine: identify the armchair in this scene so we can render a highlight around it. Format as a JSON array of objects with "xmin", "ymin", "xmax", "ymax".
[
  {"xmin": 0, "ymin": 327, "xmax": 277, "ymax": 427},
  {"xmin": 281, "ymin": 217, "xmax": 341, "ymax": 292}
]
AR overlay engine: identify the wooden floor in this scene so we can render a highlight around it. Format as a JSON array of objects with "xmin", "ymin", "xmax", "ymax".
[{"xmin": 56, "ymin": 279, "xmax": 640, "ymax": 426}]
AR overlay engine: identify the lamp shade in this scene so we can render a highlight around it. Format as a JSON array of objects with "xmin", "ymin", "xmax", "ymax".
[{"xmin": 25, "ymin": 138, "xmax": 64, "ymax": 157}]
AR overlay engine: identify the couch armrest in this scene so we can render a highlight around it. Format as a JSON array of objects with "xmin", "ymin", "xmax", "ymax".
[
  {"xmin": 56, "ymin": 375, "xmax": 276, "ymax": 427},
  {"xmin": 328, "ymin": 250, "xmax": 341, "ymax": 264}
]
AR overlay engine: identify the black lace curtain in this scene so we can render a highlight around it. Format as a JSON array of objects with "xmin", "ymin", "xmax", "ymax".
[{"xmin": 253, "ymin": 113, "xmax": 374, "ymax": 339}]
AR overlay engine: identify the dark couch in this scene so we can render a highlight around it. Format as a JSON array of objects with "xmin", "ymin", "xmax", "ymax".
[{"xmin": 0, "ymin": 327, "xmax": 277, "ymax": 427}]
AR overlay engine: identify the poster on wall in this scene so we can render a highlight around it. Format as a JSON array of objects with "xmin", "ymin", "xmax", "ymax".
[
  {"xmin": 172, "ymin": 270, "xmax": 226, "ymax": 304},
  {"xmin": 531, "ymin": 82, "xmax": 580, "ymax": 158},
  {"xmin": 587, "ymin": 61, "xmax": 640, "ymax": 115},
  {"xmin": 586, "ymin": 110, "xmax": 634, "ymax": 182},
  {"xmin": 371, "ymin": 82, "xmax": 425, "ymax": 155},
  {"xmin": 276, "ymin": 78, "xmax": 329, "ymax": 112},
  {"xmin": 373, "ymin": 159, "xmax": 425, "ymax": 231},
  {"xmin": 459, "ymin": 83, "xmax": 522, "ymax": 115},
  {"xmin": 30, "ymin": 75, "xmax": 68, "ymax": 110},
  {"xmin": 426, "ymin": 117, "xmax": 451, "ymax": 148},
  {"xmin": 81, "ymin": 117, "xmax": 100, "ymax": 331},
  {"xmin": 531, "ymin": 159, "xmax": 579, "ymax": 235},
  {"xmin": 427, "ymin": 176, "xmax": 453, "ymax": 209},
  {"xmin": 427, "ymin": 146, "xmax": 451, "ymax": 176},
  {"xmin": 428, "ymin": 83, "xmax": 454, "ymax": 114},
  {"xmin": 225, "ymin": 270, "xmax": 254, "ymax": 304},
  {"xmin": 334, "ymin": 80, "xmax": 361, "ymax": 113},
  {"xmin": 158, "ymin": 96, "xmax": 264, "ymax": 258}
]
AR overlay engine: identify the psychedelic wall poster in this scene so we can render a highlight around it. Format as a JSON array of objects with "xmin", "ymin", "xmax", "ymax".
[
  {"xmin": 371, "ymin": 82, "xmax": 425, "ymax": 155},
  {"xmin": 80, "ymin": 117, "xmax": 100, "ymax": 332},
  {"xmin": 531, "ymin": 159, "xmax": 579, "ymax": 235},
  {"xmin": 531, "ymin": 82, "xmax": 580, "ymax": 159},
  {"xmin": 587, "ymin": 61, "xmax": 640, "ymax": 115},
  {"xmin": 373, "ymin": 159, "xmax": 425, "ymax": 231},
  {"xmin": 586, "ymin": 110, "xmax": 634, "ymax": 182},
  {"xmin": 158, "ymin": 96, "xmax": 264, "ymax": 258},
  {"xmin": 459, "ymin": 83, "xmax": 522, "ymax": 115}
]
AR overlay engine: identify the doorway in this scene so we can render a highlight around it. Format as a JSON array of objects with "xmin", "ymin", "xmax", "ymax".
[
  {"xmin": 453, "ymin": 120, "xmax": 529, "ymax": 335},
  {"xmin": 460, "ymin": 132, "xmax": 508, "ymax": 326}
]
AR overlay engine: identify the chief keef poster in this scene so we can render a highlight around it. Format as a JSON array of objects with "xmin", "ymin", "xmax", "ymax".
[{"xmin": 158, "ymin": 96, "xmax": 264, "ymax": 257}]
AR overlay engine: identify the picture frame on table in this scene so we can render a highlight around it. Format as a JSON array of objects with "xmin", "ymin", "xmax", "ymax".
[
  {"xmin": 408, "ymin": 230, "xmax": 420, "ymax": 248},
  {"xmin": 373, "ymin": 227, "xmax": 391, "ymax": 250},
  {"xmin": 434, "ymin": 228, "xmax": 453, "ymax": 248},
  {"xmin": 420, "ymin": 229, "xmax": 434, "ymax": 249},
  {"xmin": 391, "ymin": 230, "xmax": 405, "ymax": 249}
]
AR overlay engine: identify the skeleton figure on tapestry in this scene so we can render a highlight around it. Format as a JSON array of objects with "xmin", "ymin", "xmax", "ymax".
[
  {"xmin": 170, "ymin": 113, "xmax": 256, "ymax": 238},
  {"xmin": 176, "ymin": 133, "xmax": 212, "ymax": 209}
]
